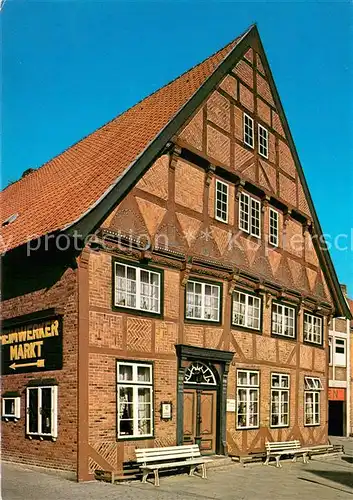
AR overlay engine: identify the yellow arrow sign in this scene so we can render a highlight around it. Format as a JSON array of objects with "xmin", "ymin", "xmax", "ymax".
[{"xmin": 9, "ymin": 359, "xmax": 45, "ymax": 370}]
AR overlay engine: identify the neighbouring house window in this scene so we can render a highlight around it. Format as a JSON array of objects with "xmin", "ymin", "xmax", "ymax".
[
  {"xmin": 271, "ymin": 373, "xmax": 290, "ymax": 427},
  {"xmin": 272, "ymin": 302, "xmax": 296, "ymax": 338},
  {"xmin": 304, "ymin": 376, "xmax": 323, "ymax": 426},
  {"xmin": 185, "ymin": 280, "xmax": 221, "ymax": 322},
  {"xmin": 232, "ymin": 290, "xmax": 261, "ymax": 330},
  {"xmin": 244, "ymin": 113, "xmax": 254, "ymax": 148},
  {"xmin": 269, "ymin": 208, "xmax": 279, "ymax": 247},
  {"xmin": 328, "ymin": 336, "xmax": 332, "ymax": 365},
  {"xmin": 304, "ymin": 312, "xmax": 322, "ymax": 345},
  {"xmin": 117, "ymin": 361, "xmax": 153, "ymax": 439},
  {"xmin": 26, "ymin": 386, "xmax": 58, "ymax": 438},
  {"xmin": 114, "ymin": 261, "xmax": 161, "ymax": 314},
  {"xmin": 258, "ymin": 124, "xmax": 268, "ymax": 158},
  {"xmin": 215, "ymin": 180, "xmax": 229, "ymax": 223},
  {"xmin": 236, "ymin": 370, "xmax": 259, "ymax": 429},
  {"xmin": 334, "ymin": 337, "xmax": 346, "ymax": 366},
  {"xmin": 239, "ymin": 193, "xmax": 261, "ymax": 238},
  {"xmin": 2, "ymin": 395, "xmax": 20, "ymax": 420}
]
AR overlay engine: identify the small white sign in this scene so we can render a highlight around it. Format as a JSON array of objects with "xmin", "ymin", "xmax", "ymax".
[{"xmin": 226, "ymin": 398, "xmax": 236, "ymax": 412}]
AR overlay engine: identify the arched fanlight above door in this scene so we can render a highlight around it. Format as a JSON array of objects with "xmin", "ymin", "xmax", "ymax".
[{"xmin": 184, "ymin": 361, "xmax": 217, "ymax": 385}]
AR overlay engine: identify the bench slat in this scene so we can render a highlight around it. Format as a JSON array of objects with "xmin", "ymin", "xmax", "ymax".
[
  {"xmin": 136, "ymin": 451, "xmax": 201, "ymax": 463},
  {"xmin": 141, "ymin": 458, "xmax": 211, "ymax": 471},
  {"xmin": 136, "ymin": 445, "xmax": 199, "ymax": 454}
]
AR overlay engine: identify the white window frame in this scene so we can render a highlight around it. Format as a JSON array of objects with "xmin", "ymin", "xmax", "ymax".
[
  {"xmin": 243, "ymin": 113, "xmax": 254, "ymax": 148},
  {"xmin": 215, "ymin": 179, "xmax": 229, "ymax": 223},
  {"xmin": 26, "ymin": 386, "xmax": 58, "ymax": 439},
  {"xmin": 272, "ymin": 302, "xmax": 296, "ymax": 338},
  {"xmin": 304, "ymin": 312, "xmax": 322, "ymax": 345},
  {"xmin": 232, "ymin": 290, "xmax": 262, "ymax": 331},
  {"xmin": 2, "ymin": 396, "xmax": 21, "ymax": 420},
  {"xmin": 236, "ymin": 369, "xmax": 259, "ymax": 429},
  {"xmin": 333, "ymin": 337, "xmax": 346, "ymax": 367},
  {"xmin": 270, "ymin": 373, "xmax": 290, "ymax": 428},
  {"xmin": 258, "ymin": 124, "xmax": 269, "ymax": 158},
  {"xmin": 269, "ymin": 208, "xmax": 279, "ymax": 247},
  {"xmin": 114, "ymin": 261, "xmax": 161, "ymax": 314},
  {"xmin": 117, "ymin": 361, "xmax": 153, "ymax": 439},
  {"xmin": 304, "ymin": 377, "xmax": 322, "ymax": 426},
  {"xmin": 185, "ymin": 280, "xmax": 221, "ymax": 322},
  {"xmin": 239, "ymin": 192, "xmax": 261, "ymax": 238},
  {"xmin": 329, "ymin": 336, "xmax": 332, "ymax": 366}
]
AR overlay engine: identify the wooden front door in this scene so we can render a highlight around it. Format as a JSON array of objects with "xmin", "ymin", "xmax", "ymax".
[{"xmin": 183, "ymin": 389, "xmax": 217, "ymax": 454}]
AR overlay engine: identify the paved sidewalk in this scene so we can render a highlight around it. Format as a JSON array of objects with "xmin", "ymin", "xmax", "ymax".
[{"xmin": 2, "ymin": 444, "xmax": 353, "ymax": 500}]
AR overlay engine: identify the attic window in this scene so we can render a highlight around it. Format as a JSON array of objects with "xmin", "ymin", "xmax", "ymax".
[{"xmin": 2, "ymin": 213, "xmax": 18, "ymax": 227}]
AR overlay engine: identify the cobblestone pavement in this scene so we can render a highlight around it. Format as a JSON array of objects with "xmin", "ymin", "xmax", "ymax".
[{"xmin": 2, "ymin": 441, "xmax": 353, "ymax": 500}]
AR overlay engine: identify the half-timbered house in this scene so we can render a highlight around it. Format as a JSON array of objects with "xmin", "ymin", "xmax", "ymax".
[{"xmin": 1, "ymin": 25, "xmax": 350, "ymax": 480}]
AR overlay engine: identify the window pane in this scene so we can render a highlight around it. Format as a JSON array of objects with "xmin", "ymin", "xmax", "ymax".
[
  {"xmin": 119, "ymin": 365, "xmax": 133, "ymax": 382},
  {"xmin": 137, "ymin": 366, "xmax": 151, "ymax": 383},
  {"xmin": 28, "ymin": 389, "xmax": 38, "ymax": 433},
  {"xmin": 4, "ymin": 399, "xmax": 15, "ymax": 415},
  {"xmin": 41, "ymin": 388, "xmax": 52, "ymax": 434},
  {"xmin": 118, "ymin": 387, "xmax": 134, "ymax": 436}
]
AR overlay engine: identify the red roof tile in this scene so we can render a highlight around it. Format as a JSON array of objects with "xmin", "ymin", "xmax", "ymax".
[{"xmin": 1, "ymin": 35, "xmax": 243, "ymax": 252}]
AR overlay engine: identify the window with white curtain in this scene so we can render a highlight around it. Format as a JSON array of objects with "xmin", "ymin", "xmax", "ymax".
[
  {"xmin": 114, "ymin": 261, "xmax": 161, "ymax": 314},
  {"xmin": 271, "ymin": 373, "xmax": 290, "ymax": 427},
  {"xmin": 333, "ymin": 337, "xmax": 346, "ymax": 366},
  {"xmin": 232, "ymin": 290, "xmax": 261, "ymax": 330},
  {"xmin": 304, "ymin": 377, "xmax": 323, "ymax": 426},
  {"xmin": 237, "ymin": 370, "xmax": 259, "ymax": 429},
  {"xmin": 304, "ymin": 312, "xmax": 322, "ymax": 345},
  {"xmin": 272, "ymin": 302, "xmax": 296, "ymax": 338},
  {"xmin": 185, "ymin": 280, "xmax": 221, "ymax": 322},
  {"xmin": 117, "ymin": 361, "xmax": 153, "ymax": 438}
]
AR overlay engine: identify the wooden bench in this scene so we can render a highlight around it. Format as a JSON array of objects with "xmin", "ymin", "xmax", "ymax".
[
  {"xmin": 135, "ymin": 444, "xmax": 212, "ymax": 486},
  {"xmin": 265, "ymin": 440, "xmax": 309, "ymax": 468}
]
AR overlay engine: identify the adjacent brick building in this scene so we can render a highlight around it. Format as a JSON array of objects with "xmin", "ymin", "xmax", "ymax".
[{"xmin": 1, "ymin": 25, "xmax": 351, "ymax": 480}]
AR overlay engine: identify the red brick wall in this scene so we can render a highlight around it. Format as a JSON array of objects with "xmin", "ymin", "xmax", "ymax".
[{"xmin": 1, "ymin": 262, "xmax": 78, "ymax": 472}]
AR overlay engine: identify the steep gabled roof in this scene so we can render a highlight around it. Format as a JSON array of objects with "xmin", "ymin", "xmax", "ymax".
[
  {"xmin": 1, "ymin": 25, "xmax": 350, "ymax": 318},
  {"xmin": 0, "ymin": 27, "xmax": 250, "ymax": 252}
]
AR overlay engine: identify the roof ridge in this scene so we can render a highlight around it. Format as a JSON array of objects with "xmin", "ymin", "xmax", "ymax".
[{"xmin": 2, "ymin": 33, "xmax": 242, "ymax": 195}]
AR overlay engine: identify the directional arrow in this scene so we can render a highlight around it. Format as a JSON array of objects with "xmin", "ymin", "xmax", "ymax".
[{"xmin": 9, "ymin": 359, "xmax": 45, "ymax": 370}]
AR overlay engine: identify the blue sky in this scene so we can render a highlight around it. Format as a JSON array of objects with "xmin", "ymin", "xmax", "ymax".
[{"xmin": 2, "ymin": 0, "xmax": 353, "ymax": 296}]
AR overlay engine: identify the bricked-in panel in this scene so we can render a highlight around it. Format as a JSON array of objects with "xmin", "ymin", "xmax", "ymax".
[
  {"xmin": 244, "ymin": 48, "xmax": 253, "ymax": 63},
  {"xmin": 305, "ymin": 232, "xmax": 320, "ymax": 267},
  {"xmin": 155, "ymin": 321, "xmax": 178, "ymax": 353},
  {"xmin": 272, "ymin": 110, "xmax": 285, "ymax": 137},
  {"xmin": 256, "ymin": 73, "xmax": 275, "ymax": 107},
  {"xmin": 176, "ymin": 212, "xmax": 202, "ymax": 248},
  {"xmin": 89, "ymin": 252, "xmax": 111, "ymax": 309},
  {"xmin": 256, "ymin": 53, "xmax": 265, "ymax": 74},
  {"xmin": 126, "ymin": 317, "xmax": 152, "ymax": 352},
  {"xmin": 175, "ymin": 159, "xmax": 204, "ymax": 213},
  {"xmin": 279, "ymin": 140, "xmax": 296, "ymax": 178},
  {"xmin": 207, "ymin": 124, "xmax": 231, "ymax": 166},
  {"xmin": 234, "ymin": 142, "xmax": 253, "ymax": 169},
  {"xmin": 219, "ymin": 74, "xmax": 237, "ymax": 98},
  {"xmin": 279, "ymin": 172, "xmax": 297, "ymax": 207},
  {"xmin": 335, "ymin": 318, "xmax": 347, "ymax": 333},
  {"xmin": 234, "ymin": 60, "xmax": 253, "ymax": 88},
  {"xmin": 239, "ymin": 83, "xmax": 254, "ymax": 112},
  {"xmin": 184, "ymin": 324, "xmax": 204, "ymax": 348},
  {"xmin": 207, "ymin": 91, "xmax": 231, "ymax": 132},
  {"xmin": 179, "ymin": 108, "xmax": 204, "ymax": 151},
  {"xmin": 163, "ymin": 269, "xmax": 180, "ymax": 319},
  {"xmin": 234, "ymin": 106, "xmax": 243, "ymax": 141},
  {"xmin": 257, "ymin": 98, "xmax": 271, "ymax": 125},
  {"xmin": 284, "ymin": 219, "xmax": 303, "ymax": 258},
  {"xmin": 136, "ymin": 154, "xmax": 169, "ymax": 200},
  {"xmin": 89, "ymin": 311, "xmax": 123, "ymax": 349},
  {"xmin": 135, "ymin": 197, "xmax": 166, "ymax": 239}
]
